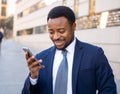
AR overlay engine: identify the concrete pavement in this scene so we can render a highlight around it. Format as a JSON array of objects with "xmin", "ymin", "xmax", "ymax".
[{"xmin": 0, "ymin": 39, "xmax": 38, "ymax": 94}]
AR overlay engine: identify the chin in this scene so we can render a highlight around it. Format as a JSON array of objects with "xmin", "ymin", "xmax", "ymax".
[{"xmin": 56, "ymin": 46, "xmax": 66, "ymax": 50}]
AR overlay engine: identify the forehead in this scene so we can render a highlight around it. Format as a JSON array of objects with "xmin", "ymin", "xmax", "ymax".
[{"xmin": 47, "ymin": 16, "xmax": 69, "ymax": 26}]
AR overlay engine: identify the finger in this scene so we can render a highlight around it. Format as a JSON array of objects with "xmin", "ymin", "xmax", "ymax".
[
  {"xmin": 25, "ymin": 51, "xmax": 29, "ymax": 60},
  {"xmin": 29, "ymin": 65, "xmax": 40, "ymax": 73},
  {"xmin": 38, "ymin": 60, "xmax": 45, "ymax": 69},
  {"xmin": 39, "ymin": 65, "xmax": 45, "ymax": 69},
  {"xmin": 38, "ymin": 59, "xmax": 45, "ymax": 68},
  {"xmin": 38, "ymin": 59, "xmax": 43, "ymax": 65},
  {"xmin": 29, "ymin": 60, "xmax": 45, "ymax": 71},
  {"xmin": 29, "ymin": 60, "xmax": 40, "ymax": 68},
  {"xmin": 27, "ymin": 56, "xmax": 36, "ymax": 66}
]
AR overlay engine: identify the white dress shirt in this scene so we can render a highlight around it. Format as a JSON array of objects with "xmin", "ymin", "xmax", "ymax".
[
  {"xmin": 30, "ymin": 38, "xmax": 76, "ymax": 94},
  {"xmin": 53, "ymin": 38, "xmax": 76, "ymax": 94}
]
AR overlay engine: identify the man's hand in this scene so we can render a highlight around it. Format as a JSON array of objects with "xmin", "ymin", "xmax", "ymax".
[{"xmin": 25, "ymin": 52, "xmax": 45, "ymax": 79}]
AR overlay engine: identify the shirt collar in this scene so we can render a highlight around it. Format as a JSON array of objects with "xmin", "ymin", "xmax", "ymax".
[{"xmin": 66, "ymin": 37, "xmax": 76, "ymax": 54}]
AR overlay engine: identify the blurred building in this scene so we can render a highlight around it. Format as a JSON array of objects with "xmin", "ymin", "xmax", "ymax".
[
  {"xmin": 14, "ymin": 0, "xmax": 120, "ymax": 36},
  {"xmin": 0, "ymin": 0, "xmax": 8, "ymax": 29},
  {"xmin": 13, "ymin": 1, "xmax": 120, "ymax": 92}
]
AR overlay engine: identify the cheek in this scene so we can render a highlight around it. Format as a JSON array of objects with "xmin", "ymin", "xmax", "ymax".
[
  {"xmin": 66, "ymin": 32, "xmax": 73, "ymax": 38},
  {"xmin": 65, "ymin": 32, "xmax": 74, "ymax": 42},
  {"xmin": 49, "ymin": 35, "xmax": 53, "ymax": 40}
]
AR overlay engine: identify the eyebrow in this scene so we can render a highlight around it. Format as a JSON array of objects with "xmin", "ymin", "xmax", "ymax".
[{"xmin": 57, "ymin": 28, "xmax": 65, "ymax": 31}]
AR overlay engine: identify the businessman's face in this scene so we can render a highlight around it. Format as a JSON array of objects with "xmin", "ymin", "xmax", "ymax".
[{"xmin": 47, "ymin": 16, "xmax": 76, "ymax": 50}]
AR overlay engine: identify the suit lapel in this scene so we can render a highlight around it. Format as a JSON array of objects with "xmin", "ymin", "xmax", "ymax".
[
  {"xmin": 72, "ymin": 39, "xmax": 84, "ymax": 94},
  {"xmin": 44, "ymin": 40, "xmax": 84, "ymax": 94},
  {"xmin": 45, "ymin": 47, "xmax": 56, "ymax": 94}
]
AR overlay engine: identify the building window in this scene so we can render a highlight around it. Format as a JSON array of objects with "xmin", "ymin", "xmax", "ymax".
[
  {"xmin": 107, "ymin": 9, "xmax": 120, "ymax": 27},
  {"xmin": 17, "ymin": 12, "xmax": 23, "ymax": 18},
  {"xmin": 37, "ymin": 2, "xmax": 45, "ymax": 9},
  {"xmin": 34, "ymin": 25, "xmax": 46, "ymax": 34},
  {"xmin": 1, "ymin": 7, "xmax": 6, "ymax": 16},
  {"xmin": 23, "ymin": 9, "xmax": 29, "ymax": 16},
  {"xmin": 2, "ymin": 0, "xmax": 7, "ymax": 4},
  {"xmin": 17, "ymin": 1, "xmax": 46, "ymax": 18},
  {"xmin": 76, "ymin": 14, "xmax": 101, "ymax": 30},
  {"xmin": 17, "ymin": 28, "xmax": 33, "ymax": 36}
]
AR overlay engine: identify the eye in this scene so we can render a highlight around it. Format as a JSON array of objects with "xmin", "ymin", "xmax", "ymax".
[
  {"xmin": 48, "ymin": 29, "xmax": 54, "ymax": 35},
  {"xmin": 58, "ymin": 28, "xmax": 65, "ymax": 34},
  {"xmin": 49, "ymin": 31, "xmax": 54, "ymax": 35}
]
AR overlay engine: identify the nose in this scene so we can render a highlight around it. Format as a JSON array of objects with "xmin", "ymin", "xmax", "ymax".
[{"xmin": 53, "ymin": 32, "xmax": 60, "ymax": 40}]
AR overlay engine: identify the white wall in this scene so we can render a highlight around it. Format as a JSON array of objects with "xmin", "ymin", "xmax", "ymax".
[
  {"xmin": 95, "ymin": 0, "xmax": 120, "ymax": 13},
  {"xmin": 14, "ymin": 0, "xmax": 62, "ymax": 36},
  {"xmin": 16, "ymin": 0, "xmax": 40, "ymax": 14},
  {"xmin": 15, "ymin": 26, "xmax": 120, "ymax": 63},
  {"xmin": 66, "ymin": 0, "xmax": 74, "ymax": 9},
  {"xmin": 0, "ymin": 0, "xmax": 1, "ymax": 15},
  {"xmin": 76, "ymin": 27, "xmax": 120, "ymax": 63},
  {"xmin": 78, "ymin": 0, "xmax": 89, "ymax": 17}
]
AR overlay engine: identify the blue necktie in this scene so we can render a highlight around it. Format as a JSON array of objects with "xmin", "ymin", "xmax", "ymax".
[{"xmin": 54, "ymin": 50, "xmax": 68, "ymax": 94}]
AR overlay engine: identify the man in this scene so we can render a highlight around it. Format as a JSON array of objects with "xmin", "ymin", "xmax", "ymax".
[
  {"xmin": 0, "ymin": 30, "xmax": 3, "ymax": 53},
  {"xmin": 22, "ymin": 6, "xmax": 117, "ymax": 94},
  {"xmin": 0, "ymin": 30, "xmax": 3, "ymax": 42}
]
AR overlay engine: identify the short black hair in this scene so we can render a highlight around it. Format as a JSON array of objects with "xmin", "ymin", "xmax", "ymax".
[{"xmin": 47, "ymin": 6, "xmax": 75, "ymax": 25}]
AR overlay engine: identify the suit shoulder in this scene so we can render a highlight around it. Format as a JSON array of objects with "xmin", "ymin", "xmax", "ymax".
[
  {"xmin": 77, "ymin": 39, "xmax": 100, "ymax": 48},
  {"xmin": 35, "ymin": 46, "xmax": 55, "ymax": 60},
  {"xmin": 78, "ymin": 40, "xmax": 103, "ymax": 53}
]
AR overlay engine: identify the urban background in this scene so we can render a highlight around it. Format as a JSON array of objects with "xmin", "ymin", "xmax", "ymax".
[{"xmin": 0, "ymin": 0, "xmax": 120, "ymax": 94}]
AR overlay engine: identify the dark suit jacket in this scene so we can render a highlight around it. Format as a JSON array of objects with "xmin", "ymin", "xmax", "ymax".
[
  {"xmin": 22, "ymin": 39, "xmax": 117, "ymax": 94},
  {"xmin": 0, "ymin": 32, "xmax": 3, "ymax": 43}
]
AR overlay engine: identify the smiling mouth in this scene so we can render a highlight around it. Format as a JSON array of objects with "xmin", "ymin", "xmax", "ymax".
[{"xmin": 54, "ymin": 40, "xmax": 64, "ymax": 47}]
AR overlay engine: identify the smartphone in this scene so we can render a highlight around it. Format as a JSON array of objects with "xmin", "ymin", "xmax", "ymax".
[{"xmin": 22, "ymin": 47, "xmax": 37, "ymax": 60}]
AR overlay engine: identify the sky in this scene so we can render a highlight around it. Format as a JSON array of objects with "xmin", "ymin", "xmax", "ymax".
[{"xmin": 7, "ymin": 0, "xmax": 57, "ymax": 16}]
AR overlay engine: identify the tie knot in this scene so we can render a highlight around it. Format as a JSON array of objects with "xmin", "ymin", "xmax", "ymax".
[{"xmin": 62, "ymin": 50, "xmax": 67, "ymax": 56}]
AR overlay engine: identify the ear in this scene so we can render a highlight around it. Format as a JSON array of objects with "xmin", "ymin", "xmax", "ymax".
[{"xmin": 72, "ymin": 23, "xmax": 76, "ymax": 31}]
